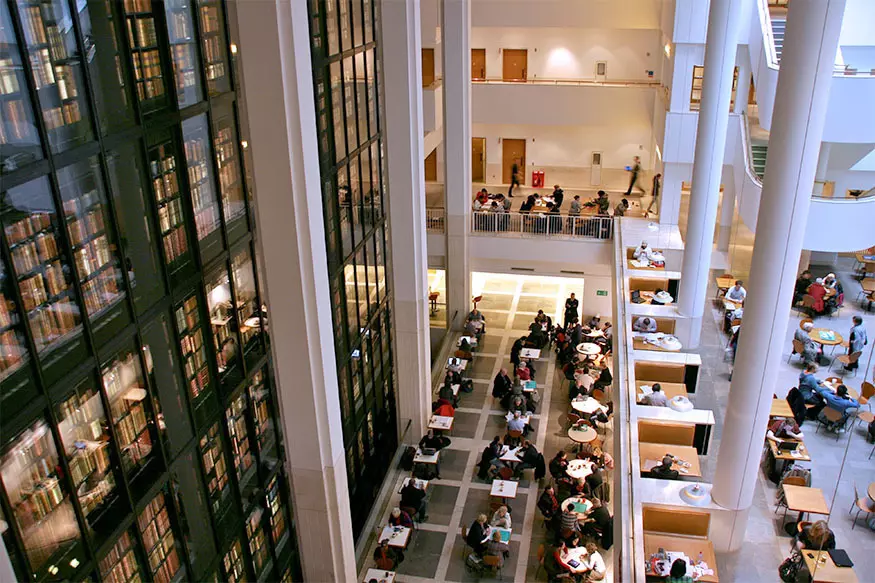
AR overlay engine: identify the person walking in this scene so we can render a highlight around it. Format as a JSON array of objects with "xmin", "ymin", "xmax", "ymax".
[
  {"xmin": 564, "ymin": 293, "xmax": 579, "ymax": 330},
  {"xmin": 508, "ymin": 159, "xmax": 520, "ymax": 197},
  {"xmin": 847, "ymin": 315, "xmax": 868, "ymax": 371},
  {"xmin": 645, "ymin": 172, "xmax": 661, "ymax": 217},
  {"xmin": 625, "ymin": 156, "xmax": 644, "ymax": 196}
]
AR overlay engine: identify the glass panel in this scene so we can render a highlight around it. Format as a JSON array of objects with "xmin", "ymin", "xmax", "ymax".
[
  {"xmin": 2, "ymin": 177, "xmax": 82, "ymax": 353},
  {"xmin": 174, "ymin": 292, "xmax": 210, "ymax": 401},
  {"xmin": 75, "ymin": 0, "xmax": 136, "ymax": 134},
  {"xmin": 163, "ymin": 0, "xmax": 203, "ymax": 108},
  {"xmin": 231, "ymin": 248, "xmax": 263, "ymax": 363},
  {"xmin": 122, "ymin": 0, "xmax": 167, "ymax": 110},
  {"xmin": 225, "ymin": 392, "xmax": 253, "ymax": 484},
  {"xmin": 342, "ymin": 57, "xmax": 356, "ymax": 151},
  {"xmin": 137, "ymin": 491, "xmax": 185, "ymax": 583},
  {"xmin": 247, "ymin": 368, "xmax": 275, "ymax": 457},
  {"xmin": 148, "ymin": 141, "xmax": 192, "ymax": 271},
  {"xmin": 56, "ymin": 379, "xmax": 119, "ymax": 541},
  {"xmin": 222, "ymin": 538, "xmax": 246, "ymax": 583},
  {"xmin": 0, "ymin": 419, "xmax": 83, "ymax": 575},
  {"xmin": 98, "ymin": 530, "xmax": 143, "ymax": 583},
  {"xmin": 266, "ymin": 475, "xmax": 287, "ymax": 547},
  {"xmin": 199, "ymin": 422, "xmax": 230, "ymax": 513},
  {"xmin": 363, "ymin": 0, "xmax": 373, "ymax": 44},
  {"xmin": 324, "ymin": 0, "xmax": 339, "ymax": 55},
  {"xmin": 182, "ymin": 114, "xmax": 221, "ymax": 244},
  {"xmin": 338, "ymin": 0, "xmax": 351, "ymax": 51},
  {"xmin": 337, "ymin": 165, "xmax": 351, "ymax": 258},
  {"xmin": 365, "ymin": 49, "xmax": 376, "ymax": 139},
  {"xmin": 205, "ymin": 265, "xmax": 241, "ymax": 386},
  {"xmin": 355, "ymin": 56, "xmax": 368, "ymax": 146},
  {"xmin": 17, "ymin": 0, "xmax": 93, "ymax": 152},
  {"xmin": 0, "ymin": 254, "xmax": 31, "ymax": 380},
  {"xmin": 245, "ymin": 508, "xmax": 268, "ymax": 575},
  {"xmin": 101, "ymin": 349, "xmax": 155, "ymax": 477},
  {"xmin": 351, "ymin": 0, "xmax": 363, "ymax": 47},
  {"xmin": 56, "ymin": 157, "xmax": 126, "ymax": 320},
  {"xmin": 212, "ymin": 111, "xmax": 245, "ymax": 226},
  {"xmin": 344, "ymin": 264, "xmax": 357, "ymax": 341},
  {"xmin": 0, "ymin": 2, "xmax": 42, "ymax": 173},
  {"xmin": 330, "ymin": 61, "xmax": 344, "ymax": 163},
  {"xmin": 198, "ymin": 0, "xmax": 230, "ymax": 95},
  {"xmin": 355, "ymin": 247, "xmax": 367, "ymax": 325}
]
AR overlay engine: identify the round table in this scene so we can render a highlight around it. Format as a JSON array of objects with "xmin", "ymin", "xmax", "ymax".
[
  {"xmin": 868, "ymin": 482, "xmax": 875, "ymax": 502},
  {"xmin": 566, "ymin": 459, "xmax": 595, "ymax": 480},
  {"xmin": 808, "ymin": 328, "xmax": 843, "ymax": 347},
  {"xmin": 571, "ymin": 397, "xmax": 606, "ymax": 415},
  {"xmin": 568, "ymin": 425, "xmax": 597, "ymax": 445},
  {"xmin": 576, "ymin": 343, "xmax": 601, "ymax": 356},
  {"xmin": 561, "ymin": 496, "xmax": 593, "ymax": 519}
]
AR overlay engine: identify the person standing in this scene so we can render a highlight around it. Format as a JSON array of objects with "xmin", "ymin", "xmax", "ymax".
[
  {"xmin": 847, "ymin": 315, "xmax": 868, "ymax": 370},
  {"xmin": 625, "ymin": 156, "xmax": 644, "ymax": 195},
  {"xmin": 508, "ymin": 159, "xmax": 520, "ymax": 197},
  {"xmin": 564, "ymin": 293, "xmax": 579, "ymax": 329},
  {"xmin": 552, "ymin": 184, "xmax": 564, "ymax": 209},
  {"xmin": 645, "ymin": 172, "xmax": 662, "ymax": 217}
]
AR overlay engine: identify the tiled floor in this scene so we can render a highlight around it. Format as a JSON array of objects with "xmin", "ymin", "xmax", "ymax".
[{"xmin": 359, "ymin": 273, "xmax": 613, "ymax": 582}]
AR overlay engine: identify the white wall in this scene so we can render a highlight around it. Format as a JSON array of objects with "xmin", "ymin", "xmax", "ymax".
[
  {"xmin": 470, "ymin": 27, "xmax": 662, "ymax": 81},
  {"xmin": 839, "ymin": 0, "xmax": 875, "ymax": 46},
  {"xmin": 823, "ymin": 170, "xmax": 875, "ymax": 196},
  {"xmin": 671, "ymin": 0, "xmax": 709, "ymax": 44},
  {"xmin": 471, "ymin": 0, "xmax": 661, "ymax": 30}
]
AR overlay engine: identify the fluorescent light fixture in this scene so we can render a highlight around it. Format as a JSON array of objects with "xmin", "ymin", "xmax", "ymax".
[
  {"xmin": 664, "ymin": 43, "xmax": 672, "ymax": 58},
  {"xmin": 655, "ymin": 144, "xmax": 662, "ymax": 161}
]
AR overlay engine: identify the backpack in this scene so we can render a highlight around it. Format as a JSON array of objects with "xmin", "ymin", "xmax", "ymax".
[
  {"xmin": 465, "ymin": 552, "xmax": 484, "ymax": 574},
  {"xmin": 400, "ymin": 446, "xmax": 416, "ymax": 471}
]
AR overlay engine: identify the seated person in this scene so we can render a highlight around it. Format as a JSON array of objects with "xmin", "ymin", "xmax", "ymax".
[
  {"xmin": 794, "ymin": 323, "xmax": 821, "ymax": 365},
  {"xmin": 584, "ymin": 190, "xmax": 610, "ymax": 215},
  {"xmin": 582, "ymin": 497, "xmax": 613, "ymax": 550},
  {"xmin": 490, "ymin": 505, "xmax": 512, "ymax": 529},
  {"xmin": 549, "ymin": 451, "xmax": 570, "ymax": 480},
  {"xmin": 388, "ymin": 507, "xmax": 414, "ymax": 528},
  {"xmin": 668, "ymin": 558, "xmax": 689, "ymax": 582},
  {"xmin": 724, "ymin": 306, "xmax": 743, "ymax": 333},
  {"xmin": 515, "ymin": 440, "xmax": 541, "ymax": 476},
  {"xmin": 797, "ymin": 364, "xmax": 826, "ymax": 405},
  {"xmin": 766, "ymin": 417, "xmax": 804, "ymax": 442},
  {"xmin": 575, "ymin": 365, "xmax": 594, "ymax": 394},
  {"xmin": 477, "ymin": 436, "xmax": 505, "ymax": 480},
  {"xmin": 456, "ymin": 338, "xmax": 473, "ymax": 360},
  {"xmin": 447, "ymin": 357, "xmax": 464, "ymax": 374},
  {"xmin": 419, "ymin": 429, "xmax": 447, "ymax": 451},
  {"xmin": 466, "ymin": 514, "xmax": 489, "ymax": 556},
  {"xmin": 553, "ymin": 540, "xmax": 585, "ymax": 581},
  {"xmin": 796, "ymin": 519, "xmax": 836, "ymax": 551},
  {"xmin": 642, "ymin": 383, "xmax": 667, "ymax": 407},
  {"xmin": 726, "ymin": 280, "xmax": 747, "ymax": 303},
  {"xmin": 505, "ymin": 393, "xmax": 528, "ymax": 415},
  {"xmin": 632, "ymin": 240, "xmax": 655, "ymax": 261},
  {"xmin": 433, "ymin": 399, "xmax": 455, "ymax": 418},
  {"xmin": 816, "ymin": 384, "xmax": 860, "ymax": 428},
  {"xmin": 516, "ymin": 361, "xmax": 532, "ymax": 382},
  {"xmin": 559, "ymin": 506, "xmax": 580, "ymax": 537},
  {"xmin": 507, "ymin": 411, "xmax": 527, "ymax": 434},
  {"xmin": 807, "ymin": 278, "xmax": 828, "ymax": 315},
  {"xmin": 537, "ymin": 484, "xmax": 561, "ymax": 524},
  {"xmin": 438, "ymin": 381, "xmax": 459, "ymax": 408},
  {"xmin": 794, "ymin": 270, "xmax": 812, "ymax": 305},
  {"xmin": 584, "ymin": 542, "xmax": 607, "ymax": 581},
  {"xmin": 400, "ymin": 479, "xmax": 428, "ymax": 522},
  {"xmin": 632, "ymin": 316, "xmax": 658, "ymax": 333},
  {"xmin": 484, "ymin": 529, "xmax": 510, "ymax": 567},
  {"xmin": 373, "ymin": 539, "xmax": 403, "ymax": 570},
  {"xmin": 602, "ymin": 322, "xmax": 613, "ymax": 340},
  {"xmin": 492, "ymin": 368, "xmax": 512, "ymax": 400},
  {"xmin": 586, "ymin": 314, "xmax": 601, "ymax": 330},
  {"xmin": 647, "ymin": 456, "xmax": 679, "ymax": 480},
  {"xmin": 594, "ymin": 367, "xmax": 613, "ymax": 391}
]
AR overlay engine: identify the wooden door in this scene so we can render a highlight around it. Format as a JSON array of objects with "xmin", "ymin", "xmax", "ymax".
[
  {"xmin": 502, "ymin": 49, "xmax": 527, "ymax": 81},
  {"xmin": 471, "ymin": 138, "xmax": 486, "ymax": 183},
  {"xmin": 471, "ymin": 48, "xmax": 486, "ymax": 80},
  {"xmin": 422, "ymin": 48, "xmax": 435, "ymax": 87},
  {"xmin": 424, "ymin": 148, "xmax": 437, "ymax": 181},
  {"xmin": 502, "ymin": 139, "xmax": 526, "ymax": 185}
]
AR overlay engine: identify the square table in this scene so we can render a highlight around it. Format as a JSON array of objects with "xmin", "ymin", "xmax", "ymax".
[
  {"xmin": 520, "ymin": 347, "xmax": 541, "ymax": 359},
  {"xmin": 414, "ymin": 448, "xmax": 440, "ymax": 465},
  {"xmin": 490, "ymin": 479, "xmax": 518, "ymax": 499},
  {"xmin": 446, "ymin": 357, "xmax": 468, "ymax": 371},
  {"xmin": 428, "ymin": 415, "xmax": 454, "ymax": 432},
  {"xmin": 638, "ymin": 442, "xmax": 702, "ymax": 478},
  {"xmin": 458, "ymin": 335, "xmax": 478, "ymax": 348},
  {"xmin": 398, "ymin": 478, "xmax": 429, "ymax": 493},
  {"xmin": 379, "ymin": 526, "xmax": 411, "ymax": 549},
  {"xmin": 483, "ymin": 526, "xmax": 512, "ymax": 544},
  {"xmin": 499, "ymin": 446, "xmax": 523, "ymax": 463},
  {"xmin": 770, "ymin": 398, "xmax": 794, "ymax": 419},
  {"xmin": 363, "ymin": 569, "xmax": 396, "ymax": 583},
  {"xmin": 522, "ymin": 380, "xmax": 537, "ymax": 393},
  {"xmin": 782, "ymin": 484, "xmax": 830, "ymax": 522},
  {"xmin": 802, "ymin": 550, "xmax": 859, "ymax": 583}
]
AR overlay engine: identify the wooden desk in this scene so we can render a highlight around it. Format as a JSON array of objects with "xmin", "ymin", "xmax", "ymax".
[
  {"xmin": 782, "ymin": 485, "xmax": 830, "ymax": 521},
  {"xmin": 628, "ymin": 259, "xmax": 665, "ymax": 271},
  {"xmin": 490, "ymin": 479, "xmax": 518, "ymax": 499},
  {"xmin": 633, "ymin": 337, "xmax": 682, "ymax": 352},
  {"xmin": 639, "ymin": 442, "xmax": 702, "ymax": 478},
  {"xmin": 363, "ymin": 568, "xmax": 396, "ymax": 583},
  {"xmin": 643, "ymin": 533, "xmax": 719, "ymax": 582},
  {"xmin": 379, "ymin": 526, "xmax": 411, "ymax": 549},
  {"xmin": 770, "ymin": 398, "xmax": 794, "ymax": 419},
  {"xmin": 861, "ymin": 278, "xmax": 875, "ymax": 292},
  {"xmin": 636, "ymin": 380, "xmax": 688, "ymax": 401},
  {"xmin": 768, "ymin": 438, "xmax": 811, "ymax": 462},
  {"xmin": 802, "ymin": 550, "xmax": 859, "ymax": 583},
  {"xmin": 428, "ymin": 415, "xmax": 454, "ymax": 432}
]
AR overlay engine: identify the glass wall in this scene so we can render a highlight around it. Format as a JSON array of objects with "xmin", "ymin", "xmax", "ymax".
[
  {"xmin": 307, "ymin": 0, "xmax": 397, "ymax": 537},
  {"xmin": 0, "ymin": 1, "xmax": 299, "ymax": 581}
]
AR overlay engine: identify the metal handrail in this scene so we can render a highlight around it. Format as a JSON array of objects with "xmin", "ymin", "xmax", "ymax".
[
  {"xmin": 469, "ymin": 210, "xmax": 614, "ymax": 240},
  {"xmin": 472, "ymin": 77, "xmax": 662, "ymax": 88}
]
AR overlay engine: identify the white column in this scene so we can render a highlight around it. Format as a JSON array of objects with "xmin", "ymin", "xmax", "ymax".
[
  {"xmin": 235, "ymin": 2, "xmax": 356, "ymax": 580},
  {"xmin": 442, "ymin": 0, "xmax": 471, "ymax": 328},
  {"xmin": 716, "ymin": 186, "xmax": 736, "ymax": 252},
  {"xmin": 711, "ymin": 0, "xmax": 846, "ymax": 553},
  {"xmin": 677, "ymin": 0, "xmax": 750, "ymax": 348},
  {"xmin": 658, "ymin": 162, "xmax": 686, "ymax": 225},
  {"xmin": 381, "ymin": 0, "xmax": 432, "ymax": 439},
  {"xmin": 733, "ymin": 48, "xmax": 751, "ymax": 115},
  {"xmin": 813, "ymin": 141, "xmax": 831, "ymax": 195}
]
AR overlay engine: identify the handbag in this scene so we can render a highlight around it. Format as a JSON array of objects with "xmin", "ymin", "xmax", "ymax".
[{"xmin": 778, "ymin": 550, "xmax": 803, "ymax": 582}]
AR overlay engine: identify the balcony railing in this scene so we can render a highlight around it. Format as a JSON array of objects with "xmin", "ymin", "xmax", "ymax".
[
  {"xmin": 470, "ymin": 211, "xmax": 613, "ymax": 240},
  {"xmin": 472, "ymin": 77, "xmax": 662, "ymax": 88},
  {"xmin": 425, "ymin": 209, "xmax": 445, "ymax": 233}
]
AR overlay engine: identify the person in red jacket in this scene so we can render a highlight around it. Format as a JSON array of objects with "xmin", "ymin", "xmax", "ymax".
[{"xmin": 807, "ymin": 278, "xmax": 827, "ymax": 315}]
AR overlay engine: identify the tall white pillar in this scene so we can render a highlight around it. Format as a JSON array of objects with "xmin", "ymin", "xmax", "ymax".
[
  {"xmin": 711, "ymin": 0, "xmax": 846, "ymax": 553},
  {"xmin": 381, "ymin": 0, "xmax": 432, "ymax": 439},
  {"xmin": 677, "ymin": 0, "xmax": 750, "ymax": 347},
  {"xmin": 235, "ymin": 2, "xmax": 356, "ymax": 580},
  {"xmin": 658, "ymin": 163, "xmax": 686, "ymax": 225},
  {"xmin": 442, "ymin": 0, "xmax": 471, "ymax": 328},
  {"xmin": 813, "ymin": 142, "xmax": 832, "ymax": 195},
  {"xmin": 716, "ymin": 185, "xmax": 736, "ymax": 253},
  {"xmin": 733, "ymin": 48, "xmax": 751, "ymax": 115}
]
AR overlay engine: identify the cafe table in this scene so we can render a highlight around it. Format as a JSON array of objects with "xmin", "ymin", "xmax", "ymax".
[
  {"xmin": 483, "ymin": 526, "xmax": 512, "ymax": 545},
  {"xmin": 522, "ymin": 380, "xmax": 537, "ymax": 393},
  {"xmin": 561, "ymin": 496, "xmax": 593, "ymax": 519},
  {"xmin": 398, "ymin": 477, "xmax": 429, "ymax": 493},
  {"xmin": 868, "ymin": 482, "xmax": 875, "ymax": 502},
  {"xmin": 490, "ymin": 479, "xmax": 518, "ymax": 500},
  {"xmin": 363, "ymin": 568, "xmax": 396, "ymax": 583},
  {"xmin": 638, "ymin": 442, "xmax": 701, "ymax": 478},
  {"xmin": 520, "ymin": 347, "xmax": 541, "ymax": 359},
  {"xmin": 379, "ymin": 525, "xmax": 411, "ymax": 549},
  {"xmin": 571, "ymin": 396, "xmax": 608, "ymax": 415},
  {"xmin": 643, "ymin": 533, "xmax": 719, "ymax": 582},
  {"xmin": 562, "ymin": 545, "xmax": 590, "ymax": 574},
  {"xmin": 428, "ymin": 415, "xmax": 454, "ymax": 432},
  {"xmin": 576, "ymin": 342, "xmax": 601, "ymax": 356},
  {"xmin": 782, "ymin": 484, "xmax": 830, "ymax": 525},
  {"xmin": 566, "ymin": 459, "xmax": 595, "ymax": 480},
  {"xmin": 802, "ymin": 550, "xmax": 859, "ymax": 583},
  {"xmin": 769, "ymin": 398, "xmax": 794, "ymax": 419},
  {"xmin": 809, "ymin": 328, "xmax": 844, "ymax": 354},
  {"xmin": 568, "ymin": 425, "xmax": 598, "ymax": 446}
]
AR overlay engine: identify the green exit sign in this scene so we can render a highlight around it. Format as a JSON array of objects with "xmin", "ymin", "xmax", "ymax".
[{"xmin": 596, "ymin": 290, "xmax": 608, "ymax": 296}]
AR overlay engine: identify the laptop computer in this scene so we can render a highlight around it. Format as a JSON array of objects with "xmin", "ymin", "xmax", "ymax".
[
  {"xmin": 421, "ymin": 447, "xmax": 437, "ymax": 456},
  {"xmin": 631, "ymin": 290, "xmax": 646, "ymax": 304},
  {"xmin": 778, "ymin": 440, "xmax": 799, "ymax": 451}
]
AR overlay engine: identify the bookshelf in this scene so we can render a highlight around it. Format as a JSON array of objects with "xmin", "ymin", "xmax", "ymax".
[
  {"xmin": 199, "ymin": 422, "xmax": 230, "ymax": 513},
  {"xmin": 222, "ymin": 538, "xmax": 246, "ymax": 583},
  {"xmin": 181, "ymin": 114, "xmax": 220, "ymax": 241},
  {"xmin": 231, "ymin": 249, "xmax": 262, "ymax": 357},
  {"xmin": 56, "ymin": 159, "xmax": 125, "ymax": 319},
  {"xmin": 16, "ymin": 0, "xmax": 93, "ymax": 152},
  {"xmin": 122, "ymin": 0, "xmax": 166, "ymax": 109},
  {"xmin": 225, "ymin": 393, "xmax": 253, "ymax": 484},
  {"xmin": 266, "ymin": 475, "xmax": 288, "ymax": 548},
  {"xmin": 98, "ymin": 530, "xmax": 143, "ymax": 583},
  {"xmin": 245, "ymin": 508, "xmax": 269, "ymax": 574},
  {"xmin": 205, "ymin": 267, "xmax": 238, "ymax": 377},
  {"xmin": 174, "ymin": 293, "xmax": 210, "ymax": 400},
  {"xmin": 0, "ymin": 419, "xmax": 83, "ymax": 573},
  {"xmin": 248, "ymin": 369, "xmax": 275, "ymax": 455},
  {"xmin": 212, "ymin": 113, "xmax": 245, "ymax": 224},
  {"xmin": 163, "ymin": 0, "xmax": 202, "ymax": 108},
  {"xmin": 148, "ymin": 143, "xmax": 191, "ymax": 268},
  {"xmin": 0, "ymin": 256, "xmax": 30, "ymax": 379},
  {"xmin": 101, "ymin": 351, "xmax": 154, "ymax": 476},
  {"xmin": 0, "ymin": 3, "xmax": 41, "ymax": 173},
  {"xmin": 197, "ymin": 0, "xmax": 229, "ymax": 95},
  {"xmin": 137, "ymin": 491, "xmax": 184, "ymax": 583}
]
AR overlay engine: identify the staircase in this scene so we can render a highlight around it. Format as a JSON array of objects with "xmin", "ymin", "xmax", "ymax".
[
  {"xmin": 771, "ymin": 18, "xmax": 786, "ymax": 64},
  {"xmin": 751, "ymin": 144, "xmax": 768, "ymax": 179}
]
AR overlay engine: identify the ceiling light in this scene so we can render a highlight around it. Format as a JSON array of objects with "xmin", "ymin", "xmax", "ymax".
[{"xmin": 664, "ymin": 44, "xmax": 672, "ymax": 58}]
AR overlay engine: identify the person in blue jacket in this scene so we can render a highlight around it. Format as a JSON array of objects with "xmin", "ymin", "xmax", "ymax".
[{"xmin": 815, "ymin": 383, "xmax": 859, "ymax": 430}]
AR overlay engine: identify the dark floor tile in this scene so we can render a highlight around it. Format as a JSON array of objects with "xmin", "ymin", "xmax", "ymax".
[
  {"xmin": 438, "ymin": 448, "xmax": 472, "ymax": 481},
  {"xmin": 479, "ymin": 311, "xmax": 508, "ymax": 329},
  {"xmin": 511, "ymin": 313, "xmax": 536, "ymax": 331},
  {"xmin": 423, "ymin": 484, "xmax": 459, "ymax": 527},
  {"xmin": 469, "ymin": 356, "xmax": 498, "ymax": 379},
  {"xmin": 477, "ymin": 334, "xmax": 504, "ymax": 353},
  {"xmin": 393, "ymin": 529, "xmax": 445, "ymax": 578},
  {"xmin": 451, "ymin": 411, "xmax": 480, "ymax": 439}
]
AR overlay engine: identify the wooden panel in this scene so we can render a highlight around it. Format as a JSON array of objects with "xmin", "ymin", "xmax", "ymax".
[
  {"xmin": 472, "ymin": 48, "xmax": 486, "ymax": 80},
  {"xmin": 653, "ymin": 318, "xmax": 676, "ymax": 334},
  {"xmin": 502, "ymin": 139, "xmax": 526, "ymax": 185},
  {"xmin": 472, "ymin": 138, "xmax": 486, "ymax": 183},
  {"xmin": 502, "ymin": 49, "xmax": 527, "ymax": 81},
  {"xmin": 643, "ymin": 534, "xmax": 719, "ymax": 582},
  {"xmin": 630, "ymin": 278, "xmax": 670, "ymax": 293},
  {"xmin": 424, "ymin": 148, "xmax": 437, "ymax": 182},
  {"xmin": 422, "ymin": 48, "xmax": 435, "ymax": 87},
  {"xmin": 638, "ymin": 419, "xmax": 696, "ymax": 447},
  {"xmin": 642, "ymin": 505, "xmax": 710, "ymax": 537},
  {"xmin": 635, "ymin": 362, "xmax": 686, "ymax": 383}
]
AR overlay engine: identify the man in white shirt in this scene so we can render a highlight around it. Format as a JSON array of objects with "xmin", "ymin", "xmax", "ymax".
[
  {"xmin": 726, "ymin": 280, "xmax": 747, "ymax": 302},
  {"xmin": 633, "ymin": 241, "xmax": 655, "ymax": 261},
  {"xmin": 632, "ymin": 317, "xmax": 657, "ymax": 332},
  {"xmin": 643, "ymin": 383, "xmax": 668, "ymax": 407},
  {"xmin": 507, "ymin": 411, "xmax": 526, "ymax": 433},
  {"xmin": 584, "ymin": 543, "xmax": 607, "ymax": 581}
]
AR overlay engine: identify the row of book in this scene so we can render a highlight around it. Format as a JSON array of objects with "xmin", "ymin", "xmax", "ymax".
[
  {"xmin": 43, "ymin": 101, "xmax": 83, "ymax": 131},
  {"xmin": 193, "ymin": 196, "xmax": 220, "ymax": 240},
  {"xmin": 161, "ymin": 225, "xmax": 188, "ymax": 264},
  {"xmin": 127, "ymin": 15, "xmax": 158, "ymax": 49},
  {"xmin": 157, "ymin": 197, "xmax": 184, "ymax": 234},
  {"xmin": 10, "ymin": 231, "xmax": 59, "ymax": 275},
  {"xmin": 99, "ymin": 532, "xmax": 142, "ymax": 583},
  {"xmin": 0, "ymin": 58, "xmax": 22, "ymax": 95},
  {"xmin": 27, "ymin": 298, "xmax": 79, "ymax": 349},
  {"xmin": 0, "ymin": 100, "xmax": 33, "ymax": 142},
  {"xmin": 123, "ymin": 0, "xmax": 153, "ymax": 14},
  {"xmin": 80, "ymin": 264, "xmax": 122, "ymax": 315},
  {"xmin": 20, "ymin": 261, "xmax": 68, "ymax": 311},
  {"xmin": 0, "ymin": 329, "xmax": 27, "ymax": 374},
  {"xmin": 152, "ymin": 172, "xmax": 180, "ymax": 203},
  {"xmin": 67, "ymin": 208, "xmax": 106, "ymax": 247}
]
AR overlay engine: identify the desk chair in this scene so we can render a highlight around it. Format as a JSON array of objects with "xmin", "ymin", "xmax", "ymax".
[
  {"xmin": 506, "ymin": 429, "xmax": 523, "ymax": 446},
  {"xmin": 799, "ymin": 318, "xmax": 814, "ymax": 330},
  {"xmin": 789, "ymin": 339, "xmax": 806, "ymax": 364},
  {"xmin": 831, "ymin": 350, "xmax": 862, "ymax": 376},
  {"xmin": 796, "ymin": 295, "xmax": 816, "ymax": 317},
  {"xmin": 859, "ymin": 382, "xmax": 875, "ymax": 410},
  {"xmin": 716, "ymin": 274, "xmax": 733, "ymax": 299},
  {"xmin": 460, "ymin": 525, "xmax": 470, "ymax": 559},
  {"xmin": 815, "ymin": 407, "xmax": 845, "ymax": 439},
  {"xmin": 850, "ymin": 483, "xmax": 875, "ymax": 530},
  {"xmin": 566, "ymin": 413, "xmax": 581, "ymax": 430}
]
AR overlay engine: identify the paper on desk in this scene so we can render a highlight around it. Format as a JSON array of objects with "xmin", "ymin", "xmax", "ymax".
[
  {"xmin": 639, "ymin": 384, "xmax": 654, "ymax": 395},
  {"xmin": 642, "ymin": 459, "xmax": 661, "ymax": 471},
  {"xmin": 630, "ymin": 259, "xmax": 650, "ymax": 268}
]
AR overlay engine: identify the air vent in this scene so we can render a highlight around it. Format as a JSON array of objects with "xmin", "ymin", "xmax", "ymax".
[
  {"xmin": 560, "ymin": 270, "xmax": 586, "ymax": 275},
  {"xmin": 510, "ymin": 267, "xmax": 535, "ymax": 272}
]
